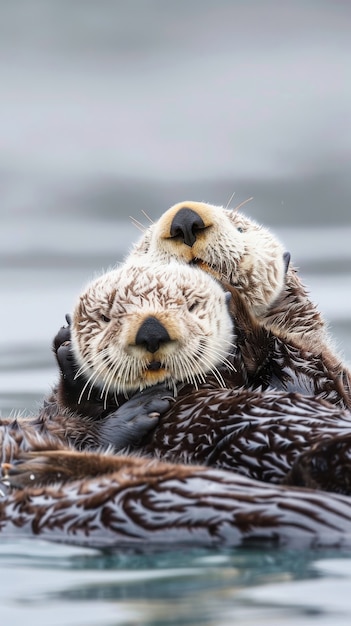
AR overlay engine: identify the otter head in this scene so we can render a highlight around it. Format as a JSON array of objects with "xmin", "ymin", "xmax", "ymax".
[
  {"xmin": 71, "ymin": 260, "xmax": 234, "ymax": 402},
  {"xmin": 132, "ymin": 201, "xmax": 289, "ymax": 317}
]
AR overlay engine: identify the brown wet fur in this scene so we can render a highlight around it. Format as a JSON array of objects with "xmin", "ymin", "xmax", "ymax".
[
  {"xmin": 2, "ymin": 269, "xmax": 350, "ymax": 486},
  {"xmin": 225, "ymin": 283, "xmax": 351, "ymax": 409},
  {"xmin": 284, "ymin": 434, "xmax": 351, "ymax": 495},
  {"xmin": 2, "ymin": 289, "xmax": 351, "ymax": 498},
  {"xmin": 1, "ymin": 240, "xmax": 351, "ymax": 546},
  {"xmin": 5, "ymin": 445, "xmax": 351, "ymax": 550},
  {"xmin": 4, "ymin": 448, "xmax": 199, "ymax": 489}
]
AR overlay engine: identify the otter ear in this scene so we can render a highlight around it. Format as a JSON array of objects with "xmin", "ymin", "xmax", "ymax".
[
  {"xmin": 283, "ymin": 251, "xmax": 291, "ymax": 274},
  {"xmin": 224, "ymin": 291, "xmax": 232, "ymax": 308}
]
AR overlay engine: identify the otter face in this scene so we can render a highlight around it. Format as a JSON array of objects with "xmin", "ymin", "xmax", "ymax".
[
  {"xmin": 71, "ymin": 261, "xmax": 234, "ymax": 401},
  {"xmin": 133, "ymin": 201, "xmax": 288, "ymax": 316}
]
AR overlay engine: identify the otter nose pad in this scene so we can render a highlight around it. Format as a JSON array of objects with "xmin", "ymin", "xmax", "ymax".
[
  {"xmin": 170, "ymin": 207, "xmax": 206, "ymax": 247},
  {"xmin": 135, "ymin": 316, "xmax": 171, "ymax": 353}
]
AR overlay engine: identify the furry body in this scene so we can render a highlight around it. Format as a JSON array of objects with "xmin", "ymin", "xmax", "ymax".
[
  {"xmin": 24, "ymin": 257, "xmax": 351, "ymax": 487},
  {"xmin": 2, "ymin": 448, "xmax": 351, "ymax": 550},
  {"xmin": 1, "ymin": 206, "xmax": 351, "ymax": 549}
]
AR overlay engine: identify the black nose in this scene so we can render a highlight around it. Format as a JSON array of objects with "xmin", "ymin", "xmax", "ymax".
[
  {"xmin": 135, "ymin": 316, "xmax": 171, "ymax": 353},
  {"xmin": 170, "ymin": 207, "xmax": 206, "ymax": 247}
]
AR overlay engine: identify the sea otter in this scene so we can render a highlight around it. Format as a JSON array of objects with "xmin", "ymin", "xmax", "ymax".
[
  {"xmin": 1, "ymin": 246, "xmax": 351, "ymax": 548},
  {"xmin": 1, "ymin": 257, "xmax": 351, "ymax": 488},
  {"xmin": 0, "ymin": 259, "xmax": 233, "ymax": 466},
  {"xmin": 133, "ymin": 201, "xmax": 349, "ymax": 368},
  {"xmin": 54, "ymin": 249, "xmax": 350, "ymax": 413},
  {"xmin": 41, "ymin": 257, "xmax": 351, "ymax": 488}
]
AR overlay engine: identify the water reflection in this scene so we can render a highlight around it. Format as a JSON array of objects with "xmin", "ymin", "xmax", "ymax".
[{"xmin": 1, "ymin": 542, "xmax": 351, "ymax": 626}]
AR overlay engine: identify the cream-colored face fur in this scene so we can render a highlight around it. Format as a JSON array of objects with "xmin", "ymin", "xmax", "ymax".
[
  {"xmin": 132, "ymin": 201, "xmax": 287, "ymax": 316},
  {"xmin": 71, "ymin": 260, "xmax": 234, "ymax": 402}
]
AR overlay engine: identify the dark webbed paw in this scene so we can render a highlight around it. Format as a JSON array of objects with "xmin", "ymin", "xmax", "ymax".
[
  {"xmin": 98, "ymin": 384, "xmax": 174, "ymax": 450},
  {"xmin": 53, "ymin": 313, "xmax": 72, "ymax": 353},
  {"xmin": 56, "ymin": 343, "xmax": 78, "ymax": 387},
  {"xmin": 53, "ymin": 314, "xmax": 79, "ymax": 387}
]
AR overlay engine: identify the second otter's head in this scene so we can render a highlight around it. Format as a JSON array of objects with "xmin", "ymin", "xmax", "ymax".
[
  {"xmin": 133, "ymin": 201, "xmax": 289, "ymax": 317},
  {"xmin": 71, "ymin": 260, "xmax": 234, "ymax": 402}
]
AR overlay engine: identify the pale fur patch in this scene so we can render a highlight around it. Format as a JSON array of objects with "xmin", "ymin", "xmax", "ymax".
[
  {"xmin": 71, "ymin": 260, "xmax": 235, "ymax": 402},
  {"xmin": 130, "ymin": 201, "xmax": 340, "ymax": 358},
  {"xmin": 131, "ymin": 200, "xmax": 287, "ymax": 318}
]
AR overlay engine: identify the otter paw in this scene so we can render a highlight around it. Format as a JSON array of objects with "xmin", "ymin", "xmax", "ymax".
[
  {"xmin": 53, "ymin": 315, "xmax": 80, "ymax": 387},
  {"xmin": 98, "ymin": 384, "xmax": 174, "ymax": 450},
  {"xmin": 56, "ymin": 343, "xmax": 79, "ymax": 386},
  {"xmin": 53, "ymin": 313, "xmax": 72, "ymax": 353}
]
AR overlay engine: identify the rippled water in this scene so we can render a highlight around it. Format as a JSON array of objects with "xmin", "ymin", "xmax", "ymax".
[
  {"xmin": 1, "ymin": 1, "xmax": 351, "ymax": 623},
  {"xmin": 3, "ymin": 542, "xmax": 351, "ymax": 626}
]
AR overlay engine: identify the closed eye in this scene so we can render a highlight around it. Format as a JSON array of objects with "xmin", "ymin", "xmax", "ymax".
[
  {"xmin": 188, "ymin": 300, "xmax": 200, "ymax": 312},
  {"xmin": 101, "ymin": 314, "xmax": 111, "ymax": 323}
]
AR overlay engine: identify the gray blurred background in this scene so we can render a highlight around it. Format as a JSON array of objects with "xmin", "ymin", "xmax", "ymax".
[{"xmin": 1, "ymin": 0, "xmax": 350, "ymax": 414}]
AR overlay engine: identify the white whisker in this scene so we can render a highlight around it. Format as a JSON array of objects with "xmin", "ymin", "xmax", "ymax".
[
  {"xmin": 129, "ymin": 216, "xmax": 147, "ymax": 233},
  {"xmin": 203, "ymin": 345, "xmax": 236, "ymax": 373},
  {"xmin": 78, "ymin": 360, "xmax": 105, "ymax": 405},
  {"xmin": 201, "ymin": 358, "xmax": 227, "ymax": 387},
  {"xmin": 101, "ymin": 358, "xmax": 119, "ymax": 410},
  {"xmin": 225, "ymin": 191, "xmax": 236, "ymax": 210},
  {"xmin": 233, "ymin": 196, "xmax": 254, "ymax": 213},
  {"xmin": 178, "ymin": 354, "xmax": 196, "ymax": 385},
  {"xmin": 74, "ymin": 347, "xmax": 110, "ymax": 380},
  {"xmin": 141, "ymin": 209, "xmax": 154, "ymax": 224},
  {"xmin": 194, "ymin": 349, "xmax": 227, "ymax": 387},
  {"xmin": 182, "ymin": 353, "xmax": 205, "ymax": 388},
  {"xmin": 171, "ymin": 378, "xmax": 178, "ymax": 397},
  {"xmin": 74, "ymin": 361, "xmax": 93, "ymax": 380}
]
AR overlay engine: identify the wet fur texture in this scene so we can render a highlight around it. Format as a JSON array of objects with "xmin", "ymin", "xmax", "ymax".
[
  {"xmin": 1, "ymin": 204, "xmax": 351, "ymax": 550},
  {"xmin": 1, "ymin": 257, "xmax": 350, "ymax": 481},
  {"xmin": 71, "ymin": 260, "xmax": 234, "ymax": 397},
  {"xmin": 133, "ymin": 201, "xmax": 349, "ymax": 366},
  {"xmin": 3, "ymin": 447, "xmax": 351, "ymax": 550}
]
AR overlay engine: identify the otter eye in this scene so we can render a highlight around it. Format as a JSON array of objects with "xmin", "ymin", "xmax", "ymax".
[
  {"xmin": 188, "ymin": 300, "xmax": 200, "ymax": 313},
  {"xmin": 237, "ymin": 227, "xmax": 244, "ymax": 233},
  {"xmin": 101, "ymin": 314, "xmax": 111, "ymax": 323}
]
